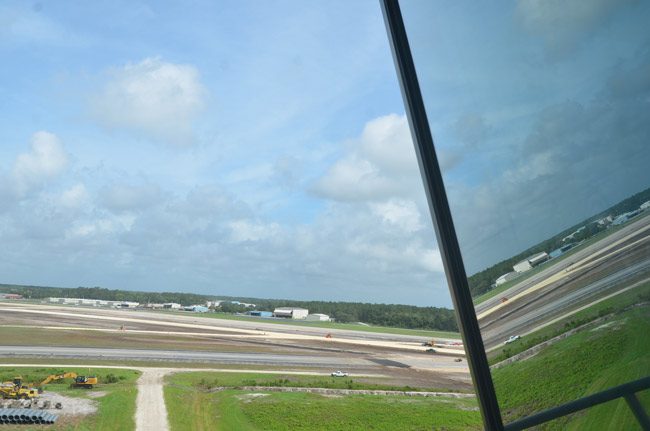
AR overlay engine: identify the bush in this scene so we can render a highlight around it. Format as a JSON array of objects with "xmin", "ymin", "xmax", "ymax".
[{"xmin": 104, "ymin": 373, "xmax": 119, "ymax": 384}]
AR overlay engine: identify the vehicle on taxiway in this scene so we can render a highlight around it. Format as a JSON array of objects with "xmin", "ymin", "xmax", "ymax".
[{"xmin": 504, "ymin": 335, "xmax": 521, "ymax": 345}]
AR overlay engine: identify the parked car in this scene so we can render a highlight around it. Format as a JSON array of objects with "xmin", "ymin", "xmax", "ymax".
[
  {"xmin": 454, "ymin": 358, "xmax": 462, "ymax": 362},
  {"xmin": 504, "ymin": 335, "xmax": 521, "ymax": 345},
  {"xmin": 426, "ymin": 348, "xmax": 436, "ymax": 353},
  {"xmin": 331, "ymin": 370, "xmax": 348, "ymax": 377}
]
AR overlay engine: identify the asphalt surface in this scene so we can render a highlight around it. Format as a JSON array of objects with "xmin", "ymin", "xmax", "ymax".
[{"xmin": 0, "ymin": 346, "xmax": 373, "ymax": 368}]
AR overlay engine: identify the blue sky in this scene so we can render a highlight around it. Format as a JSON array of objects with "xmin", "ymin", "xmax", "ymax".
[{"xmin": 1, "ymin": 0, "xmax": 649, "ymax": 306}]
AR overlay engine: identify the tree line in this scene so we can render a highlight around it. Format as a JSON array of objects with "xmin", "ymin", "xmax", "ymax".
[{"xmin": 0, "ymin": 283, "xmax": 458, "ymax": 332}]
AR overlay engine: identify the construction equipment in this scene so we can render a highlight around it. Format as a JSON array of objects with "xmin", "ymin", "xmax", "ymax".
[
  {"xmin": 0, "ymin": 377, "xmax": 39, "ymax": 400},
  {"xmin": 39, "ymin": 372, "xmax": 98, "ymax": 389}
]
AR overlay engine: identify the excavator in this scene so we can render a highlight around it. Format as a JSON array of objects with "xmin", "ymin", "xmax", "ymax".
[
  {"xmin": 0, "ymin": 376, "xmax": 39, "ymax": 399},
  {"xmin": 1, "ymin": 372, "xmax": 98, "ymax": 399},
  {"xmin": 39, "ymin": 372, "xmax": 98, "ymax": 389}
]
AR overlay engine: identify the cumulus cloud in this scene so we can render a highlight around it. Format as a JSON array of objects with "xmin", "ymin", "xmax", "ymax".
[
  {"xmin": 313, "ymin": 114, "xmax": 421, "ymax": 202},
  {"xmin": 12, "ymin": 131, "xmax": 68, "ymax": 196},
  {"xmin": 515, "ymin": 0, "xmax": 636, "ymax": 60},
  {"xmin": 92, "ymin": 57, "xmax": 206, "ymax": 145},
  {"xmin": 98, "ymin": 183, "xmax": 163, "ymax": 212},
  {"xmin": 59, "ymin": 183, "xmax": 89, "ymax": 209}
]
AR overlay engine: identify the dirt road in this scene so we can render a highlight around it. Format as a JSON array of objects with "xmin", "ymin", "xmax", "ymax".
[{"xmin": 136, "ymin": 368, "xmax": 170, "ymax": 431}]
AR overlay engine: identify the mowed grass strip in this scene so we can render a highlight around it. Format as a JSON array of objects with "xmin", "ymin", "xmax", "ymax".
[
  {"xmin": 0, "ymin": 366, "xmax": 140, "ymax": 431},
  {"xmin": 492, "ymin": 306, "xmax": 650, "ymax": 430},
  {"xmin": 165, "ymin": 371, "xmax": 462, "ymax": 393},
  {"xmin": 164, "ymin": 372, "xmax": 481, "ymax": 431}
]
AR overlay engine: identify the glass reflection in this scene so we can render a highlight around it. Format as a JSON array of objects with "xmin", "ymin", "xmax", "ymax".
[{"xmin": 400, "ymin": 0, "xmax": 650, "ymax": 427}]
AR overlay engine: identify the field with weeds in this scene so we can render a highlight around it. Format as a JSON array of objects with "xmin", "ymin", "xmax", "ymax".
[
  {"xmin": 492, "ymin": 306, "xmax": 650, "ymax": 430},
  {"xmin": 164, "ymin": 372, "xmax": 481, "ymax": 431},
  {"xmin": 0, "ymin": 366, "xmax": 139, "ymax": 431}
]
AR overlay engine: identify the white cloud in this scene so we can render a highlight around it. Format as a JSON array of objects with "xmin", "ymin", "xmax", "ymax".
[
  {"xmin": 92, "ymin": 57, "xmax": 206, "ymax": 145},
  {"xmin": 99, "ymin": 183, "xmax": 163, "ymax": 212},
  {"xmin": 313, "ymin": 114, "xmax": 420, "ymax": 202},
  {"xmin": 370, "ymin": 199, "xmax": 422, "ymax": 233},
  {"xmin": 59, "ymin": 183, "xmax": 89, "ymax": 209},
  {"xmin": 229, "ymin": 219, "xmax": 281, "ymax": 243},
  {"xmin": 12, "ymin": 131, "xmax": 68, "ymax": 196}
]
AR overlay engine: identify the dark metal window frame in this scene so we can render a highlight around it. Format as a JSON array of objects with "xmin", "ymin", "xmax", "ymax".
[{"xmin": 379, "ymin": 1, "xmax": 650, "ymax": 430}]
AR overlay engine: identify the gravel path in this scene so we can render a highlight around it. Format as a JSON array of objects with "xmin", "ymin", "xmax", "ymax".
[{"xmin": 136, "ymin": 368, "xmax": 171, "ymax": 431}]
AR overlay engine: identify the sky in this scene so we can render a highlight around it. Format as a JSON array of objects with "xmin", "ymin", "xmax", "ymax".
[{"xmin": 1, "ymin": 0, "xmax": 649, "ymax": 306}]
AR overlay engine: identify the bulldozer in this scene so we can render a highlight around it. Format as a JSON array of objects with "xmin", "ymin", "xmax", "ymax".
[
  {"xmin": 39, "ymin": 372, "xmax": 98, "ymax": 389},
  {"xmin": 0, "ymin": 376, "xmax": 39, "ymax": 399}
]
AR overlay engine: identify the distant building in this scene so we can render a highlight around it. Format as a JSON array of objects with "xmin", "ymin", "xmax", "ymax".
[
  {"xmin": 305, "ymin": 313, "xmax": 330, "ymax": 321},
  {"xmin": 641, "ymin": 201, "xmax": 650, "ymax": 210},
  {"xmin": 247, "ymin": 310, "xmax": 273, "ymax": 318},
  {"xmin": 273, "ymin": 307, "xmax": 309, "ymax": 319},
  {"xmin": 513, "ymin": 252, "xmax": 549, "ymax": 273},
  {"xmin": 206, "ymin": 300, "xmax": 224, "ymax": 308},
  {"xmin": 495, "ymin": 272, "xmax": 519, "ymax": 286},
  {"xmin": 163, "ymin": 303, "xmax": 182, "ymax": 309},
  {"xmin": 47, "ymin": 297, "xmax": 139, "ymax": 308},
  {"xmin": 143, "ymin": 303, "xmax": 164, "ymax": 309},
  {"xmin": 513, "ymin": 260, "xmax": 532, "ymax": 273},
  {"xmin": 0, "ymin": 293, "xmax": 23, "ymax": 300},
  {"xmin": 183, "ymin": 305, "xmax": 209, "ymax": 313}
]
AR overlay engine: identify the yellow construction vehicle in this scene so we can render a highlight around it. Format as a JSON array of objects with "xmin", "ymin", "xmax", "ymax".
[
  {"xmin": 0, "ymin": 376, "xmax": 39, "ymax": 399},
  {"xmin": 39, "ymin": 372, "xmax": 98, "ymax": 389}
]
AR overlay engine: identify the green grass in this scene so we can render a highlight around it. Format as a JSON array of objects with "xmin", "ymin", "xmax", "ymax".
[
  {"xmin": 0, "ymin": 366, "xmax": 140, "ymax": 431},
  {"xmin": 472, "ymin": 216, "xmax": 646, "ymax": 305},
  {"xmin": 164, "ymin": 371, "xmax": 461, "ymax": 393},
  {"xmin": 164, "ymin": 373, "xmax": 481, "ymax": 431},
  {"xmin": 489, "ymin": 280, "xmax": 650, "ymax": 363},
  {"xmin": 492, "ymin": 306, "xmax": 650, "ymax": 430},
  {"xmin": 153, "ymin": 310, "xmax": 460, "ymax": 339}
]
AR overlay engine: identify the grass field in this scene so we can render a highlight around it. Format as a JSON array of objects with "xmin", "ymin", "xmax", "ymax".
[
  {"xmin": 153, "ymin": 310, "xmax": 461, "ymax": 339},
  {"xmin": 164, "ymin": 372, "xmax": 481, "ymax": 431},
  {"xmin": 492, "ymin": 305, "xmax": 650, "ymax": 430},
  {"xmin": 0, "ymin": 366, "xmax": 139, "ymax": 431}
]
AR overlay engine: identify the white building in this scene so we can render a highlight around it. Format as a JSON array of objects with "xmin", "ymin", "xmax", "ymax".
[
  {"xmin": 305, "ymin": 313, "xmax": 330, "ymax": 321},
  {"xmin": 47, "ymin": 297, "xmax": 139, "ymax": 308},
  {"xmin": 513, "ymin": 260, "xmax": 532, "ymax": 273},
  {"xmin": 273, "ymin": 307, "xmax": 309, "ymax": 319},
  {"xmin": 641, "ymin": 201, "xmax": 650, "ymax": 210},
  {"xmin": 513, "ymin": 252, "xmax": 549, "ymax": 273},
  {"xmin": 495, "ymin": 272, "xmax": 519, "ymax": 286},
  {"xmin": 163, "ymin": 303, "xmax": 182, "ymax": 309}
]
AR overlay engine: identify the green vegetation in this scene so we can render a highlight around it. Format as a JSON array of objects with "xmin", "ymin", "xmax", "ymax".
[
  {"xmin": 489, "ymin": 280, "xmax": 650, "ymax": 364},
  {"xmin": 0, "ymin": 366, "xmax": 139, "ymax": 431},
  {"xmin": 468, "ymin": 186, "xmax": 650, "ymax": 298},
  {"xmin": 492, "ymin": 306, "xmax": 650, "ymax": 430},
  {"xmin": 164, "ymin": 372, "xmax": 481, "ymax": 431},
  {"xmin": 165, "ymin": 371, "xmax": 463, "ymax": 393}
]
